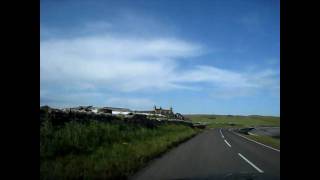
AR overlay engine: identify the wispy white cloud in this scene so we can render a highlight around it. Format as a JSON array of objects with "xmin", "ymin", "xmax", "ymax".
[
  {"xmin": 40, "ymin": 34, "xmax": 202, "ymax": 92},
  {"xmin": 174, "ymin": 65, "xmax": 256, "ymax": 88},
  {"xmin": 41, "ymin": 17, "xmax": 279, "ymax": 107}
]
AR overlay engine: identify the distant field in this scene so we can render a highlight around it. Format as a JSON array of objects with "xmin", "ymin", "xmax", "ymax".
[{"xmin": 185, "ymin": 114, "xmax": 280, "ymax": 128}]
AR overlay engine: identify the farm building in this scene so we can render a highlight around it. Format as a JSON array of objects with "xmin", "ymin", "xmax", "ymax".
[
  {"xmin": 154, "ymin": 106, "xmax": 174, "ymax": 116},
  {"xmin": 134, "ymin": 106, "xmax": 174, "ymax": 117}
]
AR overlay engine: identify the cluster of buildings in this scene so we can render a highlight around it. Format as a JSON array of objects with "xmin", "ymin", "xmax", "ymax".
[
  {"xmin": 134, "ymin": 106, "xmax": 173, "ymax": 117},
  {"xmin": 60, "ymin": 105, "xmax": 184, "ymax": 120}
]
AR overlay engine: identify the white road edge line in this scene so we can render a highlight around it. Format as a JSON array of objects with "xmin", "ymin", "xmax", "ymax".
[
  {"xmin": 224, "ymin": 140, "xmax": 231, "ymax": 147},
  {"xmin": 220, "ymin": 128, "xmax": 225, "ymax": 138},
  {"xmin": 232, "ymin": 132, "xmax": 280, "ymax": 152},
  {"xmin": 248, "ymin": 132, "xmax": 259, "ymax": 136},
  {"xmin": 238, "ymin": 153, "xmax": 264, "ymax": 173}
]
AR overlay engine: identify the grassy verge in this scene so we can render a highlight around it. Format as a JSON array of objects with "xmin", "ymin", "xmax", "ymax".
[
  {"xmin": 243, "ymin": 134, "xmax": 280, "ymax": 150},
  {"xmin": 40, "ymin": 120, "xmax": 200, "ymax": 179}
]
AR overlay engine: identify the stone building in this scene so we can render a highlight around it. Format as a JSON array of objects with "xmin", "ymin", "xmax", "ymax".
[
  {"xmin": 134, "ymin": 105, "xmax": 174, "ymax": 117},
  {"xmin": 153, "ymin": 105, "xmax": 174, "ymax": 116}
]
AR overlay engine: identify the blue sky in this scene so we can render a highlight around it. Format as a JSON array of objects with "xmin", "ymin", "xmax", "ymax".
[{"xmin": 40, "ymin": 0, "xmax": 280, "ymax": 116}]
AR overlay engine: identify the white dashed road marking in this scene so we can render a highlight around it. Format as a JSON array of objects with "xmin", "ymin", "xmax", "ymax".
[
  {"xmin": 220, "ymin": 128, "xmax": 225, "ymax": 138},
  {"xmin": 224, "ymin": 140, "xmax": 232, "ymax": 147},
  {"xmin": 238, "ymin": 153, "xmax": 264, "ymax": 173}
]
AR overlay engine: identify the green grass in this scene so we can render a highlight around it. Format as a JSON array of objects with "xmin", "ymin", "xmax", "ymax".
[
  {"xmin": 185, "ymin": 114, "xmax": 280, "ymax": 128},
  {"xmin": 40, "ymin": 120, "xmax": 200, "ymax": 179},
  {"xmin": 244, "ymin": 134, "xmax": 280, "ymax": 150}
]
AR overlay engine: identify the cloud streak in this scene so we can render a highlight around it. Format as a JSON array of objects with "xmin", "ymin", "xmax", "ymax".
[{"xmin": 41, "ymin": 20, "xmax": 279, "ymax": 108}]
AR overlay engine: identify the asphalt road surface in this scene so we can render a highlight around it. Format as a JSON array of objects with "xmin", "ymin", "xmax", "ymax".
[{"xmin": 131, "ymin": 128, "xmax": 280, "ymax": 180}]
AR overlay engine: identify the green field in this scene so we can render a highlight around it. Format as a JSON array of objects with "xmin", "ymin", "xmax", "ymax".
[
  {"xmin": 40, "ymin": 120, "xmax": 200, "ymax": 179},
  {"xmin": 185, "ymin": 114, "xmax": 280, "ymax": 128}
]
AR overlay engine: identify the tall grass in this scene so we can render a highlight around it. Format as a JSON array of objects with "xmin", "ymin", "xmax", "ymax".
[{"xmin": 40, "ymin": 120, "xmax": 199, "ymax": 179}]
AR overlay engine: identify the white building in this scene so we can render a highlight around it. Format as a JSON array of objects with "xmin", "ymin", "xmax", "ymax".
[{"xmin": 98, "ymin": 107, "xmax": 132, "ymax": 115}]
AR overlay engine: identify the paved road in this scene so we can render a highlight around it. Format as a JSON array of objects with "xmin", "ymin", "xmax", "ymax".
[{"xmin": 131, "ymin": 128, "xmax": 280, "ymax": 180}]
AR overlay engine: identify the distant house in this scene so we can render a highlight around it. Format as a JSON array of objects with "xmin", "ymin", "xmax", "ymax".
[
  {"xmin": 98, "ymin": 107, "xmax": 112, "ymax": 114},
  {"xmin": 134, "ymin": 110, "xmax": 155, "ymax": 116},
  {"xmin": 92, "ymin": 108, "xmax": 98, "ymax": 113},
  {"xmin": 154, "ymin": 106, "xmax": 174, "ymax": 116},
  {"xmin": 99, "ymin": 107, "xmax": 132, "ymax": 115},
  {"xmin": 65, "ymin": 106, "xmax": 99, "ymax": 114},
  {"xmin": 134, "ymin": 110, "xmax": 166, "ymax": 117}
]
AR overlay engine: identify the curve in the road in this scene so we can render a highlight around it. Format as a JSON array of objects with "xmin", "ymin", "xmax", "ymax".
[
  {"xmin": 231, "ymin": 130, "xmax": 280, "ymax": 152},
  {"xmin": 130, "ymin": 128, "xmax": 280, "ymax": 180}
]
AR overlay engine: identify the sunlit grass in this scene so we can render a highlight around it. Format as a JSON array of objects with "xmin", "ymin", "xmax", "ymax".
[{"xmin": 40, "ymin": 120, "xmax": 200, "ymax": 179}]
